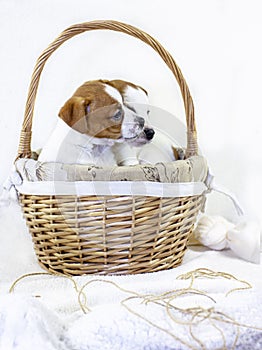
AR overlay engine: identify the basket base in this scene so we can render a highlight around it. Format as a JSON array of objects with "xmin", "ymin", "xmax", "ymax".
[
  {"xmin": 19, "ymin": 193, "xmax": 204, "ymax": 275},
  {"xmin": 37, "ymin": 254, "xmax": 185, "ymax": 276}
]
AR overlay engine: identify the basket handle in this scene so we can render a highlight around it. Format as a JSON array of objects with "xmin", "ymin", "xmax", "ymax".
[{"xmin": 16, "ymin": 20, "xmax": 198, "ymax": 160}]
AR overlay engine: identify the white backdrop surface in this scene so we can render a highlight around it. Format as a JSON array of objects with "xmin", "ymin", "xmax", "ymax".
[{"xmin": 0, "ymin": 0, "xmax": 261, "ymax": 226}]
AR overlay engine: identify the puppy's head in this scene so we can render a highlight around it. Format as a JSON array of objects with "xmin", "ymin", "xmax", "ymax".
[
  {"xmin": 59, "ymin": 80, "xmax": 145, "ymax": 140},
  {"xmin": 107, "ymin": 80, "xmax": 155, "ymax": 146}
]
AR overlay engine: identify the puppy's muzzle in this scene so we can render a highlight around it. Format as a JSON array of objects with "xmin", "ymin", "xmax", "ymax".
[
  {"xmin": 136, "ymin": 116, "xmax": 145, "ymax": 129},
  {"xmin": 144, "ymin": 128, "xmax": 155, "ymax": 140}
]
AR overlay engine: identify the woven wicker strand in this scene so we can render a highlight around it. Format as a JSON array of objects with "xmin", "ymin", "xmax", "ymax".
[
  {"xmin": 17, "ymin": 20, "xmax": 197, "ymax": 160},
  {"xmin": 16, "ymin": 20, "xmax": 205, "ymax": 275}
]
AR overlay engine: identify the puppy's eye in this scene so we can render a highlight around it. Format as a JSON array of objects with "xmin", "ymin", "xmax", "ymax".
[
  {"xmin": 147, "ymin": 110, "xmax": 150, "ymax": 116},
  {"xmin": 86, "ymin": 105, "xmax": 91, "ymax": 114},
  {"xmin": 112, "ymin": 110, "xmax": 123, "ymax": 121}
]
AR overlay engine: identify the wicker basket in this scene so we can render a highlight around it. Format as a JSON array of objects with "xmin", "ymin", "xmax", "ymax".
[{"xmin": 16, "ymin": 20, "xmax": 206, "ymax": 275}]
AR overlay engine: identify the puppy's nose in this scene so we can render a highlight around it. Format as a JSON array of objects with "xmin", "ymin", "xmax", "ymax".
[{"xmin": 144, "ymin": 128, "xmax": 155, "ymax": 140}]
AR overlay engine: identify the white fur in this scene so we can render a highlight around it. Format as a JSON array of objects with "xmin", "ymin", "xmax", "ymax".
[
  {"xmin": 123, "ymin": 86, "xmax": 149, "ymax": 121},
  {"xmin": 38, "ymin": 119, "xmax": 117, "ymax": 166},
  {"xmin": 121, "ymin": 106, "xmax": 145, "ymax": 140},
  {"xmin": 104, "ymin": 84, "xmax": 123, "ymax": 104},
  {"xmin": 113, "ymin": 130, "xmax": 178, "ymax": 165},
  {"xmin": 114, "ymin": 85, "xmax": 178, "ymax": 165}
]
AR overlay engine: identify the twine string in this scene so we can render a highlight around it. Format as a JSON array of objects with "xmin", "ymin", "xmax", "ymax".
[
  {"xmin": 8, "ymin": 268, "xmax": 261, "ymax": 350},
  {"xmin": 77, "ymin": 279, "xmax": 142, "ymax": 314},
  {"xmin": 177, "ymin": 268, "xmax": 252, "ymax": 296},
  {"xmin": 121, "ymin": 295, "xmax": 198, "ymax": 350}
]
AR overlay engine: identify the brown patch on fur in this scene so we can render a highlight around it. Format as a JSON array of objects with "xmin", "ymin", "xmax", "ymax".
[
  {"xmin": 104, "ymin": 79, "xmax": 148, "ymax": 96},
  {"xmin": 59, "ymin": 80, "xmax": 123, "ymax": 139}
]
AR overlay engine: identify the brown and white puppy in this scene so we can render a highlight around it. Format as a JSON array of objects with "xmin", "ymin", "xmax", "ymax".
[
  {"xmin": 108, "ymin": 80, "xmax": 182, "ymax": 165},
  {"xmin": 38, "ymin": 80, "xmax": 145, "ymax": 166}
]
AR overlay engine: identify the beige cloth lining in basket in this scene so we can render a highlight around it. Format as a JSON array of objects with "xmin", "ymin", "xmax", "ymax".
[{"xmin": 15, "ymin": 155, "xmax": 207, "ymax": 184}]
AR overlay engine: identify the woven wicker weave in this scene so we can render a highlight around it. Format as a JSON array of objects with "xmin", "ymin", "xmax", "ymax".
[{"xmin": 16, "ymin": 20, "xmax": 205, "ymax": 275}]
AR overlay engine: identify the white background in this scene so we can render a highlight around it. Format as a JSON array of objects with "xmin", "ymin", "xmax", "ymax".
[{"xmin": 0, "ymin": 0, "xmax": 261, "ymax": 226}]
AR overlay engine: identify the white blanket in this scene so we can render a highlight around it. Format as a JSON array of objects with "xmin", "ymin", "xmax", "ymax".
[{"xmin": 0, "ymin": 202, "xmax": 261, "ymax": 350}]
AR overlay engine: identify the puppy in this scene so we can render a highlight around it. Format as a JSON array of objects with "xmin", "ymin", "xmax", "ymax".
[
  {"xmin": 38, "ymin": 80, "xmax": 145, "ymax": 166},
  {"xmin": 108, "ymin": 80, "xmax": 182, "ymax": 165}
]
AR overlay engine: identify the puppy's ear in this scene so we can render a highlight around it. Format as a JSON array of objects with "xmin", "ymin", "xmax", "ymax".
[{"xmin": 59, "ymin": 97, "xmax": 91, "ymax": 132}]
